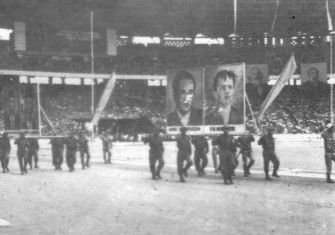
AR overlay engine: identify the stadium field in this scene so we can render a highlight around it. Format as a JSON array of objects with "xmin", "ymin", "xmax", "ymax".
[{"xmin": 0, "ymin": 137, "xmax": 334, "ymax": 235}]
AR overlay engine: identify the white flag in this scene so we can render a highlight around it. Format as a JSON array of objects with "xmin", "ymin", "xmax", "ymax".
[
  {"xmin": 92, "ymin": 72, "xmax": 116, "ymax": 125},
  {"xmin": 258, "ymin": 55, "xmax": 297, "ymax": 120},
  {"xmin": 326, "ymin": 0, "xmax": 333, "ymax": 31}
]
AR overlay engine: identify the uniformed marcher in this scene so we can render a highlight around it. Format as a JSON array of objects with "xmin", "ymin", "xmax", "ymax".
[
  {"xmin": 212, "ymin": 126, "xmax": 237, "ymax": 185},
  {"xmin": 0, "ymin": 133, "xmax": 11, "ymax": 173},
  {"xmin": 258, "ymin": 126, "xmax": 280, "ymax": 180},
  {"xmin": 100, "ymin": 131, "xmax": 112, "ymax": 164},
  {"xmin": 27, "ymin": 137, "xmax": 39, "ymax": 169},
  {"xmin": 236, "ymin": 132, "xmax": 255, "ymax": 177},
  {"xmin": 176, "ymin": 127, "xmax": 193, "ymax": 183},
  {"xmin": 65, "ymin": 133, "xmax": 78, "ymax": 172},
  {"xmin": 78, "ymin": 132, "xmax": 91, "ymax": 169},
  {"xmin": 191, "ymin": 136, "xmax": 209, "ymax": 176},
  {"xmin": 143, "ymin": 129, "xmax": 165, "ymax": 180},
  {"xmin": 50, "ymin": 137, "xmax": 65, "ymax": 170},
  {"xmin": 321, "ymin": 123, "xmax": 335, "ymax": 183},
  {"xmin": 14, "ymin": 132, "xmax": 29, "ymax": 175}
]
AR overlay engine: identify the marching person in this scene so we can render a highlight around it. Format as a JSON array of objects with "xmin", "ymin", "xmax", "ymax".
[
  {"xmin": 27, "ymin": 137, "xmax": 39, "ymax": 169},
  {"xmin": 191, "ymin": 135, "xmax": 209, "ymax": 176},
  {"xmin": 0, "ymin": 133, "xmax": 11, "ymax": 173},
  {"xmin": 78, "ymin": 132, "xmax": 91, "ymax": 169},
  {"xmin": 236, "ymin": 132, "xmax": 255, "ymax": 177},
  {"xmin": 14, "ymin": 132, "xmax": 29, "ymax": 175},
  {"xmin": 100, "ymin": 131, "xmax": 112, "ymax": 164},
  {"xmin": 212, "ymin": 126, "xmax": 237, "ymax": 185},
  {"xmin": 176, "ymin": 127, "xmax": 193, "ymax": 183},
  {"xmin": 258, "ymin": 126, "xmax": 280, "ymax": 180},
  {"xmin": 143, "ymin": 129, "xmax": 165, "ymax": 180},
  {"xmin": 50, "ymin": 137, "xmax": 65, "ymax": 170},
  {"xmin": 321, "ymin": 123, "xmax": 335, "ymax": 183},
  {"xmin": 65, "ymin": 132, "xmax": 78, "ymax": 172}
]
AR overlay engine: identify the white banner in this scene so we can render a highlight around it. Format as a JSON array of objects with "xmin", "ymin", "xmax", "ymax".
[
  {"xmin": 92, "ymin": 73, "xmax": 116, "ymax": 125},
  {"xmin": 258, "ymin": 55, "xmax": 297, "ymax": 120}
]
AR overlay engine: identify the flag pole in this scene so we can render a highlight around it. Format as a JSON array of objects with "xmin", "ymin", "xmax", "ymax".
[
  {"xmin": 37, "ymin": 82, "xmax": 42, "ymax": 136},
  {"xmin": 331, "ymin": 34, "xmax": 334, "ymax": 123},
  {"xmin": 90, "ymin": 10, "xmax": 95, "ymax": 138},
  {"xmin": 326, "ymin": 0, "xmax": 334, "ymax": 123}
]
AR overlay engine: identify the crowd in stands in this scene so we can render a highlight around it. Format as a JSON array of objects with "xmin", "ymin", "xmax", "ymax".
[
  {"xmin": 37, "ymin": 82, "xmax": 331, "ymax": 136},
  {"xmin": 0, "ymin": 80, "xmax": 331, "ymax": 136},
  {"xmin": 0, "ymin": 41, "xmax": 334, "ymax": 136}
]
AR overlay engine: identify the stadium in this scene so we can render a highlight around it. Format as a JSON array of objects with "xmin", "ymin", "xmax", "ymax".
[{"xmin": 0, "ymin": 0, "xmax": 334, "ymax": 234}]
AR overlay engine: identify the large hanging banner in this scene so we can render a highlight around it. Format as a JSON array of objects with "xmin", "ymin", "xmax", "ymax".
[
  {"xmin": 246, "ymin": 64, "xmax": 269, "ymax": 102},
  {"xmin": 166, "ymin": 63, "xmax": 245, "ymax": 135},
  {"xmin": 300, "ymin": 63, "xmax": 327, "ymax": 84},
  {"xmin": 2, "ymin": 76, "xmax": 21, "ymax": 131},
  {"xmin": 204, "ymin": 64, "xmax": 245, "ymax": 135},
  {"xmin": 166, "ymin": 68, "xmax": 204, "ymax": 135},
  {"xmin": 300, "ymin": 62, "xmax": 328, "ymax": 101},
  {"xmin": 20, "ymin": 85, "xmax": 39, "ymax": 131},
  {"xmin": 2, "ymin": 76, "xmax": 39, "ymax": 131},
  {"xmin": 246, "ymin": 64, "xmax": 268, "ymax": 84}
]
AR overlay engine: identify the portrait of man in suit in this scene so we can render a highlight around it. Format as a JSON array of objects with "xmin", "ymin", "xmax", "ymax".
[
  {"xmin": 205, "ymin": 69, "xmax": 243, "ymax": 125},
  {"xmin": 4, "ymin": 89, "xmax": 21, "ymax": 130},
  {"xmin": 167, "ymin": 70, "xmax": 202, "ymax": 126}
]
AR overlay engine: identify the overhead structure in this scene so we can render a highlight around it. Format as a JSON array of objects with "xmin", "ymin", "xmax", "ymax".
[{"xmin": 1, "ymin": 0, "xmax": 334, "ymax": 37}]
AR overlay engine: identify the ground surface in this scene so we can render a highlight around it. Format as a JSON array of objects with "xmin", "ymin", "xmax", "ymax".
[{"xmin": 0, "ymin": 137, "xmax": 334, "ymax": 235}]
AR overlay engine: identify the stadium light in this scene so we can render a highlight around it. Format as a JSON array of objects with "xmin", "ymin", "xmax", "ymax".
[{"xmin": 0, "ymin": 28, "xmax": 12, "ymax": 40}]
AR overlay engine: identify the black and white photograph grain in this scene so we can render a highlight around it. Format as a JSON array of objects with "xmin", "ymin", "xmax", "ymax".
[{"xmin": 0, "ymin": 0, "xmax": 334, "ymax": 234}]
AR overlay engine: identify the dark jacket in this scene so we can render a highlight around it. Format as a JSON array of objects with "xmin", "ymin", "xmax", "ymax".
[
  {"xmin": 205, "ymin": 106, "xmax": 243, "ymax": 125},
  {"xmin": 0, "ymin": 136, "xmax": 11, "ymax": 152},
  {"xmin": 191, "ymin": 136, "xmax": 209, "ymax": 153},
  {"xmin": 50, "ymin": 138, "xmax": 65, "ymax": 151},
  {"xmin": 27, "ymin": 138, "xmax": 39, "ymax": 151},
  {"xmin": 15, "ymin": 137, "xmax": 29, "ymax": 154},
  {"xmin": 212, "ymin": 134, "xmax": 236, "ymax": 152},
  {"xmin": 143, "ymin": 134, "xmax": 164, "ymax": 154},
  {"xmin": 78, "ymin": 135, "xmax": 89, "ymax": 150},
  {"xmin": 167, "ymin": 108, "xmax": 203, "ymax": 126},
  {"xmin": 176, "ymin": 134, "xmax": 192, "ymax": 155},
  {"xmin": 236, "ymin": 135, "xmax": 255, "ymax": 151},
  {"xmin": 321, "ymin": 131, "xmax": 335, "ymax": 153},
  {"xmin": 258, "ymin": 134, "xmax": 275, "ymax": 152},
  {"xmin": 65, "ymin": 137, "xmax": 78, "ymax": 151}
]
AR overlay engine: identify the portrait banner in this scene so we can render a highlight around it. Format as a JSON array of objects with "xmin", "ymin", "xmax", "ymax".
[
  {"xmin": 204, "ymin": 63, "xmax": 245, "ymax": 135},
  {"xmin": 2, "ymin": 76, "xmax": 21, "ymax": 131},
  {"xmin": 20, "ymin": 84, "xmax": 39, "ymax": 131},
  {"xmin": 166, "ymin": 64, "xmax": 246, "ymax": 135},
  {"xmin": 300, "ymin": 63, "xmax": 327, "ymax": 84},
  {"xmin": 300, "ymin": 62, "xmax": 328, "ymax": 102},
  {"xmin": 166, "ymin": 68, "xmax": 204, "ymax": 135},
  {"xmin": 246, "ymin": 64, "xmax": 268, "ymax": 84}
]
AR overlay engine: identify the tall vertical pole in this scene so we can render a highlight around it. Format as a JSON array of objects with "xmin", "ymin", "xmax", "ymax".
[
  {"xmin": 331, "ymin": 35, "xmax": 333, "ymax": 123},
  {"xmin": 90, "ymin": 10, "xmax": 95, "ymax": 138},
  {"xmin": 37, "ymin": 82, "xmax": 42, "ymax": 136}
]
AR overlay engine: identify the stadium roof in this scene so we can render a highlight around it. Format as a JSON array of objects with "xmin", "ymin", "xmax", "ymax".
[{"xmin": 1, "ymin": 0, "xmax": 335, "ymax": 37}]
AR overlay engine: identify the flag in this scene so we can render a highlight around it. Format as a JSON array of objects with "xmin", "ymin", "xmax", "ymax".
[
  {"xmin": 326, "ymin": 0, "xmax": 333, "ymax": 31},
  {"xmin": 92, "ymin": 72, "xmax": 116, "ymax": 125},
  {"xmin": 233, "ymin": 0, "xmax": 237, "ymax": 35},
  {"xmin": 258, "ymin": 55, "xmax": 297, "ymax": 121}
]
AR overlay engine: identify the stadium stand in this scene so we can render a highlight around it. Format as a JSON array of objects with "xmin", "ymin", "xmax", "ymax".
[{"xmin": 1, "ymin": 38, "xmax": 334, "ymax": 136}]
